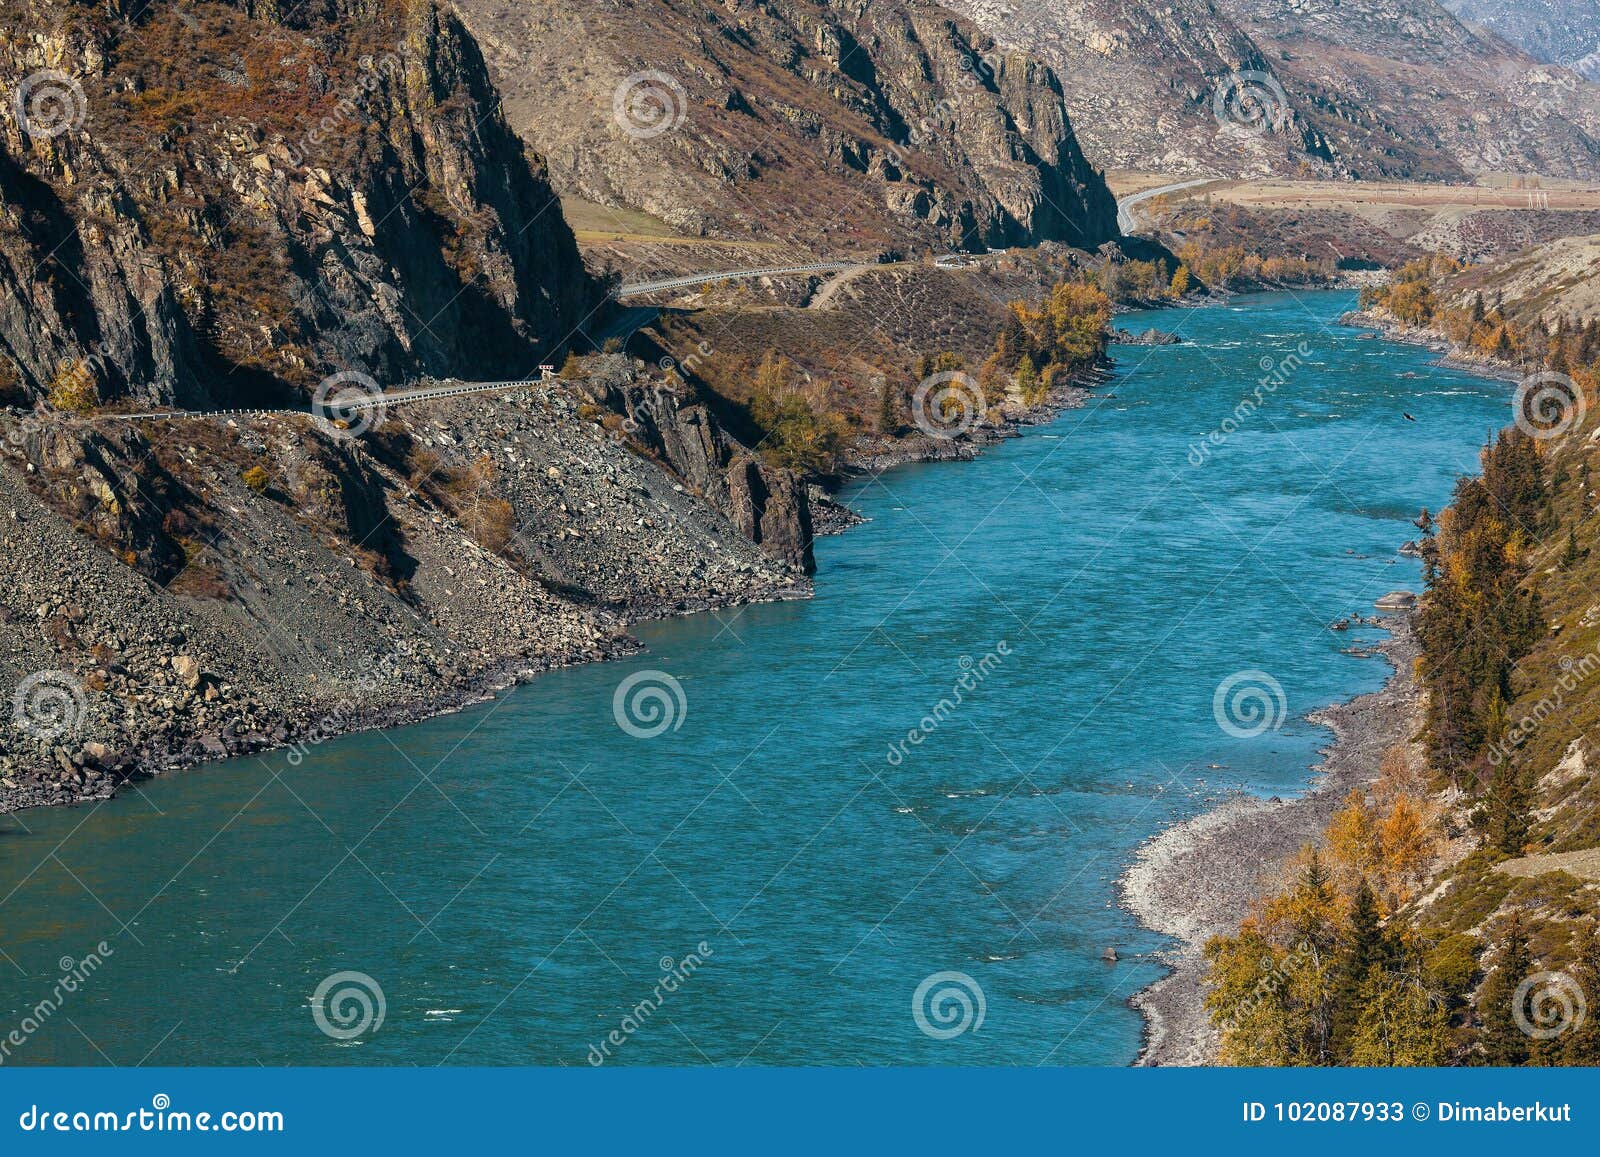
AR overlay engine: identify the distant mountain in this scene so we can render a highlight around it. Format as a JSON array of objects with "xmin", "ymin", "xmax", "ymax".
[
  {"xmin": 1218, "ymin": 0, "xmax": 1600, "ymax": 170},
  {"xmin": 944, "ymin": 0, "xmax": 1333, "ymax": 176},
  {"xmin": 451, "ymin": 0, "xmax": 1118, "ymax": 254},
  {"xmin": 1444, "ymin": 0, "xmax": 1600, "ymax": 70},
  {"xmin": 944, "ymin": 0, "xmax": 1600, "ymax": 180}
]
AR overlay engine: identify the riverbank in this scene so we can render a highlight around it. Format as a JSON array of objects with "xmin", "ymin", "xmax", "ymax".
[
  {"xmin": 842, "ymin": 373, "xmax": 1104, "ymax": 474},
  {"xmin": 0, "ymin": 288, "xmax": 1520, "ymax": 1066},
  {"xmin": 0, "ymin": 345, "xmax": 1118, "ymax": 815},
  {"xmin": 1339, "ymin": 308, "xmax": 1526, "ymax": 381},
  {"xmin": 1121, "ymin": 614, "xmax": 1425, "ymax": 1066},
  {"xmin": 0, "ymin": 380, "xmax": 810, "ymax": 814}
]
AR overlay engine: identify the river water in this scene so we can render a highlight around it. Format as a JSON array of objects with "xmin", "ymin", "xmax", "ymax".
[{"xmin": 0, "ymin": 292, "xmax": 1510, "ymax": 1066}]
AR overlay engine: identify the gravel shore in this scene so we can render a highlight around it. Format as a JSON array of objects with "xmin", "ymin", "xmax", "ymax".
[
  {"xmin": 1338, "ymin": 309, "xmax": 1525, "ymax": 381},
  {"xmin": 1119, "ymin": 614, "xmax": 1424, "ymax": 1065}
]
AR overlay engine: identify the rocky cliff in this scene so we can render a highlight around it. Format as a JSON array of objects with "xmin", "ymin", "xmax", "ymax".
[
  {"xmin": 948, "ymin": 0, "xmax": 1335, "ymax": 176},
  {"xmin": 0, "ymin": 0, "xmax": 598, "ymax": 410},
  {"xmin": 0, "ymin": 1, "xmax": 825, "ymax": 810},
  {"xmin": 453, "ymin": 0, "xmax": 1118, "ymax": 253},
  {"xmin": 946, "ymin": 0, "xmax": 1600, "ymax": 181},
  {"xmin": 1445, "ymin": 0, "xmax": 1600, "ymax": 69}
]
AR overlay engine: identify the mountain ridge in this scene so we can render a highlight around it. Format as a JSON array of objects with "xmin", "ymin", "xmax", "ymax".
[
  {"xmin": 945, "ymin": 0, "xmax": 1600, "ymax": 180},
  {"xmin": 452, "ymin": 0, "xmax": 1119, "ymax": 254}
]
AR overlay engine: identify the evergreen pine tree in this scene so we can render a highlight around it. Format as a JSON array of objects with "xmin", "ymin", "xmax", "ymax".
[
  {"xmin": 1479, "ymin": 757, "xmax": 1531, "ymax": 858},
  {"xmin": 1479, "ymin": 914, "xmax": 1534, "ymax": 1065},
  {"xmin": 1561, "ymin": 924, "xmax": 1600, "ymax": 1065},
  {"xmin": 876, "ymin": 376, "xmax": 900, "ymax": 435},
  {"xmin": 1349, "ymin": 965, "xmax": 1451, "ymax": 1066},
  {"xmin": 997, "ymin": 310, "xmax": 1027, "ymax": 364},
  {"xmin": 1332, "ymin": 879, "xmax": 1390, "ymax": 1057}
]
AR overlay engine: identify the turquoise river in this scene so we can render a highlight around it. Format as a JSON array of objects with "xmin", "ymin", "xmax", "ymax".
[{"xmin": 0, "ymin": 291, "xmax": 1515, "ymax": 1065}]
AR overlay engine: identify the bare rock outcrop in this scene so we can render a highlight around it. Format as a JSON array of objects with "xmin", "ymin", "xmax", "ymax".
[
  {"xmin": 947, "ymin": 0, "xmax": 1600, "ymax": 181},
  {"xmin": 0, "ymin": 0, "xmax": 599, "ymax": 409},
  {"xmin": 454, "ymin": 0, "xmax": 1118, "ymax": 253}
]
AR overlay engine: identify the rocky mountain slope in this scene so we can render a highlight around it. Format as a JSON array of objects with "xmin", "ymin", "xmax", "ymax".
[
  {"xmin": 946, "ymin": 0, "xmax": 1600, "ymax": 181},
  {"xmin": 1440, "ymin": 233, "xmax": 1600, "ymax": 326},
  {"xmin": 0, "ymin": 0, "xmax": 610, "ymax": 411},
  {"xmin": 452, "ymin": 0, "xmax": 1118, "ymax": 254},
  {"xmin": 947, "ymin": 0, "xmax": 1334, "ymax": 176},
  {"xmin": 1445, "ymin": 0, "xmax": 1600, "ymax": 69},
  {"xmin": 0, "ymin": 369, "xmax": 807, "ymax": 811},
  {"xmin": 1307, "ymin": 267, "xmax": 1600, "ymax": 1067},
  {"xmin": 0, "ymin": 0, "xmax": 823, "ymax": 809},
  {"xmin": 1353, "ymin": 229, "xmax": 1600, "ymax": 332},
  {"xmin": 1219, "ymin": 0, "xmax": 1600, "ymax": 164}
]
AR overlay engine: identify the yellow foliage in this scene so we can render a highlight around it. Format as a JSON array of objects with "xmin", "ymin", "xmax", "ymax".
[
  {"xmin": 1378, "ymin": 796, "xmax": 1432, "ymax": 900},
  {"xmin": 47, "ymin": 359, "xmax": 99, "ymax": 415},
  {"xmin": 1325, "ymin": 790, "xmax": 1379, "ymax": 881}
]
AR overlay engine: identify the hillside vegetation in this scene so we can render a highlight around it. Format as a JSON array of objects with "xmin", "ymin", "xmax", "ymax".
[{"xmin": 1204, "ymin": 245, "xmax": 1600, "ymax": 1065}]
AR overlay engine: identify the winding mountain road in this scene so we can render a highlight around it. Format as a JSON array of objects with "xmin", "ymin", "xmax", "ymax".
[
  {"xmin": 105, "ymin": 378, "xmax": 550, "ymax": 424},
  {"xmin": 99, "ymin": 257, "xmax": 959, "ymax": 423},
  {"xmin": 615, "ymin": 261, "xmax": 859, "ymax": 298},
  {"xmin": 1116, "ymin": 178, "xmax": 1216, "ymax": 234}
]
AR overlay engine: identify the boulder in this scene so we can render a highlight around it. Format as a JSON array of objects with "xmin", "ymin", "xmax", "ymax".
[{"xmin": 171, "ymin": 655, "xmax": 203, "ymax": 689}]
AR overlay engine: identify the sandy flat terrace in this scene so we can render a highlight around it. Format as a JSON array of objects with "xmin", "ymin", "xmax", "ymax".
[{"xmin": 1105, "ymin": 172, "xmax": 1600, "ymax": 213}]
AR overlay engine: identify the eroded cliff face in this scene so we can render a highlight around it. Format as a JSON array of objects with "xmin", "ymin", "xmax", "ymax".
[
  {"xmin": 0, "ymin": 0, "xmax": 598, "ymax": 409},
  {"xmin": 949, "ymin": 0, "xmax": 1336, "ymax": 177},
  {"xmin": 454, "ymin": 0, "xmax": 1118, "ymax": 253},
  {"xmin": 948, "ymin": 0, "xmax": 1600, "ymax": 181},
  {"xmin": 579, "ymin": 366, "xmax": 816, "ymax": 574},
  {"xmin": 1218, "ymin": 0, "xmax": 1600, "ymax": 178}
]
